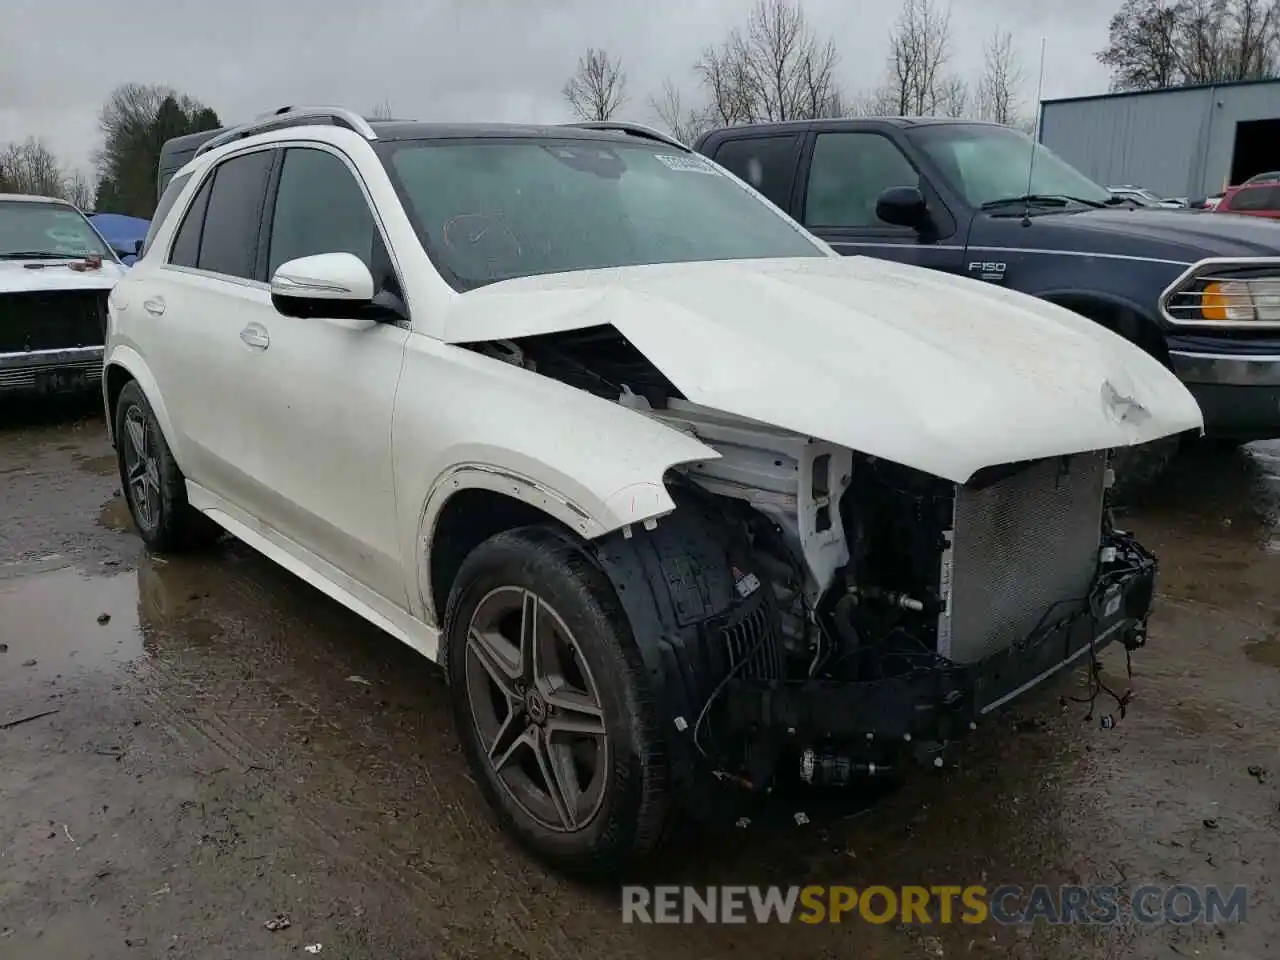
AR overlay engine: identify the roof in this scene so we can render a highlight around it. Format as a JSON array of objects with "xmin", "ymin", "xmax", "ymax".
[
  {"xmin": 161, "ymin": 121, "xmax": 692, "ymax": 175},
  {"xmin": 698, "ymin": 116, "xmax": 1002, "ymax": 136},
  {"xmin": 0, "ymin": 193, "xmax": 74, "ymax": 205},
  {"xmin": 1042, "ymin": 75, "xmax": 1280, "ymax": 108},
  {"xmin": 365, "ymin": 121, "xmax": 683, "ymax": 144}
]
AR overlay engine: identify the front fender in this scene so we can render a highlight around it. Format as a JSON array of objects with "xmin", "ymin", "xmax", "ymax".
[
  {"xmin": 1036, "ymin": 290, "xmax": 1173, "ymax": 365},
  {"xmin": 102, "ymin": 344, "xmax": 183, "ymax": 468},
  {"xmin": 405, "ymin": 438, "xmax": 720, "ymax": 625}
]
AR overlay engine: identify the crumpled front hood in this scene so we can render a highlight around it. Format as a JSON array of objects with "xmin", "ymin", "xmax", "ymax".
[
  {"xmin": 444, "ymin": 256, "xmax": 1204, "ymax": 483},
  {"xmin": 0, "ymin": 259, "xmax": 126, "ymax": 294}
]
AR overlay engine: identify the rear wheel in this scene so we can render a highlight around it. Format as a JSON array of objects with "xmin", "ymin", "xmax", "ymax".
[
  {"xmin": 113, "ymin": 380, "xmax": 218, "ymax": 551},
  {"xmin": 444, "ymin": 525, "xmax": 671, "ymax": 875}
]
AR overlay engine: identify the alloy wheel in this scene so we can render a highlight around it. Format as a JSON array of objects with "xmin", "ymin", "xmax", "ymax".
[
  {"xmin": 121, "ymin": 405, "xmax": 161, "ymax": 532},
  {"xmin": 464, "ymin": 586, "xmax": 610, "ymax": 832}
]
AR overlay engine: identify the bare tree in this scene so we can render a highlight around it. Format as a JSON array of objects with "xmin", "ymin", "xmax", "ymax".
[
  {"xmin": 62, "ymin": 169, "xmax": 96, "ymax": 210},
  {"xmin": 1181, "ymin": 0, "xmax": 1278, "ymax": 81},
  {"xmin": 976, "ymin": 29, "xmax": 1025, "ymax": 124},
  {"xmin": 94, "ymin": 83, "xmax": 221, "ymax": 217},
  {"xmin": 563, "ymin": 48, "xmax": 629, "ymax": 121},
  {"xmin": 936, "ymin": 76, "xmax": 969, "ymax": 117},
  {"xmin": 1097, "ymin": 0, "xmax": 1184, "ymax": 89},
  {"xmin": 0, "ymin": 138, "xmax": 66, "ymax": 196},
  {"xmin": 695, "ymin": 0, "xmax": 843, "ymax": 124},
  {"xmin": 650, "ymin": 79, "xmax": 713, "ymax": 143},
  {"xmin": 368, "ymin": 99, "xmax": 393, "ymax": 120},
  {"xmin": 1097, "ymin": 0, "xmax": 1280, "ymax": 90},
  {"xmin": 849, "ymin": 84, "xmax": 905, "ymax": 116},
  {"xmin": 886, "ymin": 0, "xmax": 955, "ymax": 115}
]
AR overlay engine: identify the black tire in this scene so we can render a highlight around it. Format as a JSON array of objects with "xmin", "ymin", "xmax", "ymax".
[
  {"xmin": 113, "ymin": 380, "xmax": 218, "ymax": 552},
  {"xmin": 1107, "ymin": 434, "xmax": 1181, "ymax": 506},
  {"xmin": 444, "ymin": 525, "xmax": 671, "ymax": 875}
]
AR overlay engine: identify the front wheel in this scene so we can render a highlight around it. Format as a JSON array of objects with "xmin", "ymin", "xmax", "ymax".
[{"xmin": 444, "ymin": 525, "xmax": 672, "ymax": 875}]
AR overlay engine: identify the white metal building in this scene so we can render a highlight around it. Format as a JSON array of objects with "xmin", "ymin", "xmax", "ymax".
[{"xmin": 1038, "ymin": 78, "xmax": 1280, "ymax": 200}]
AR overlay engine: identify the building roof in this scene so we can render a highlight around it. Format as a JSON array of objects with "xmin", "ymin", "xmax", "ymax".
[{"xmin": 1043, "ymin": 76, "xmax": 1280, "ymax": 108}]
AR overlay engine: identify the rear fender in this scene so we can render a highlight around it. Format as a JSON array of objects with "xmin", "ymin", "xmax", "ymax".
[{"xmin": 102, "ymin": 345, "xmax": 182, "ymax": 466}]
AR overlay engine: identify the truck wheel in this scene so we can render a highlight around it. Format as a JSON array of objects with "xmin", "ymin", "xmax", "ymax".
[
  {"xmin": 1108, "ymin": 435, "xmax": 1181, "ymax": 506},
  {"xmin": 443, "ymin": 525, "xmax": 672, "ymax": 875},
  {"xmin": 113, "ymin": 380, "xmax": 219, "ymax": 551}
]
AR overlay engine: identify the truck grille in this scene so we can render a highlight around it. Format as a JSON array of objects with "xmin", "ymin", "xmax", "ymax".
[
  {"xmin": 940, "ymin": 451, "xmax": 1106, "ymax": 664},
  {"xmin": 0, "ymin": 290, "xmax": 107, "ymax": 353}
]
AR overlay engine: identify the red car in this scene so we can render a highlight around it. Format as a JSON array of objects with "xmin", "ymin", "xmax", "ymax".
[{"xmin": 1214, "ymin": 182, "xmax": 1280, "ymax": 219}]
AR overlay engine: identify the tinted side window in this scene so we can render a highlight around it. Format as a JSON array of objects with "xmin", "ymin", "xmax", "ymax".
[
  {"xmin": 196, "ymin": 150, "xmax": 273, "ymax": 280},
  {"xmin": 145, "ymin": 172, "xmax": 191, "ymax": 257},
  {"xmin": 168, "ymin": 174, "xmax": 213, "ymax": 268},
  {"xmin": 1227, "ymin": 186, "xmax": 1280, "ymax": 211},
  {"xmin": 712, "ymin": 135, "xmax": 800, "ymax": 210},
  {"xmin": 804, "ymin": 132, "xmax": 920, "ymax": 228},
  {"xmin": 268, "ymin": 148, "xmax": 377, "ymax": 277}
]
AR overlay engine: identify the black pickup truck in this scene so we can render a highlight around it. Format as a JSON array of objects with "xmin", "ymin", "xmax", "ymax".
[{"xmin": 694, "ymin": 118, "xmax": 1280, "ymax": 493}]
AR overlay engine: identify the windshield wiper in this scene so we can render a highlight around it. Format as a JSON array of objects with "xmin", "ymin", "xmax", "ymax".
[
  {"xmin": 980, "ymin": 194, "xmax": 1107, "ymax": 211},
  {"xmin": 0, "ymin": 251, "xmax": 82, "ymax": 260}
]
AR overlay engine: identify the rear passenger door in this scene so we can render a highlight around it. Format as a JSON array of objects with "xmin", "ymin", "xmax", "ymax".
[
  {"xmin": 798, "ymin": 130, "xmax": 965, "ymax": 274},
  {"xmin": 706, "ymin": 134, "xmax": 803, "ymax": 212},
  {"xmin": 145, "ymin": 147, "xmax": 276, "ymax": 504}
]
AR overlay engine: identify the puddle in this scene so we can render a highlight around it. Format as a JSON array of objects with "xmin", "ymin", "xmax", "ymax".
[
  {"xmin": 75, "ymin": 453, "xmax": 117, "ymax": 476},
  {"xmin": 0, "ymin": 565, "xmax": 143, "ymax": 676},
  {"xmin": 98, "ymin": 496, "xmax": 133, "ymax": 532},
  {"xmin": 1243, "ymin": 637, "xmax": 1280, "ymax": 668}
]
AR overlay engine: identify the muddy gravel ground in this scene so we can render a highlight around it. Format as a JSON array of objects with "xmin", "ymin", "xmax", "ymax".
[{"xmin": 1, "ymin": 398, "xmax": 1278, "ymax": 960}]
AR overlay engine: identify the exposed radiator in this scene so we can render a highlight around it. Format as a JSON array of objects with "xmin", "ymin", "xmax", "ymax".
[{"xmin": 939, "ymin": 451, "xmax": 1107, "ymax": 664}]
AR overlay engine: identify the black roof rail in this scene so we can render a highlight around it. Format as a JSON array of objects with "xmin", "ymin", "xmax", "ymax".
[
  {"xmin": 559, "ymin": 121, "xmax": 689, "ymax": 152},
  {"xmin": 194, "ymin": 107, "xmax": 377, "ymax": 158}
]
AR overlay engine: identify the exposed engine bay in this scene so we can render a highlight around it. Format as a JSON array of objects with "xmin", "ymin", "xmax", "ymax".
[{"xmin": 467, "ymin": 325, "xmax": 1158, "ymax": 809}]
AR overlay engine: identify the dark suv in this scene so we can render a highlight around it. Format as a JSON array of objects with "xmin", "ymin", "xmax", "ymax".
[{"xmin": 695, "ymin": 118, "xmax": 1280, "ymax": 491}]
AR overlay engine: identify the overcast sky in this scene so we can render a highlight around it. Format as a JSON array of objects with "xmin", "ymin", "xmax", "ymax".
[{"xmin": 1, "ymin": 0, "xmax": 1120, "ymax": 174}]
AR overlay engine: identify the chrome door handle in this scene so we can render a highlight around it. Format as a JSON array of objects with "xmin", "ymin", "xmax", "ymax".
[
  {"xmin": 239, "ymin": 324, "xmax": 270, "ymax": 349},
  {"xmin": 143, "ymin": 298, "xmax": 166, "ymax": 317}
]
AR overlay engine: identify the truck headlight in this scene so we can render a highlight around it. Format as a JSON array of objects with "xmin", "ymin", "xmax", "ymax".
[
  {"xmin": 1200, "ymin": 278, "xmax": 1280, "ymax": 322},
  {"xmin": 1161, "ymin": 260, "xmax": 1280, "ymax": 328}
]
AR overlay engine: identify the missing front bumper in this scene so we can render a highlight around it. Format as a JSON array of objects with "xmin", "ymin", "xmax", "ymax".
[{"xmin": 716, "ymin": 543, "xmax": 1155, "ymax": 767}]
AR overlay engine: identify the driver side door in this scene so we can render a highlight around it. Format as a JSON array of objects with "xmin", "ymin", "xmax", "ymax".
[
  {"xmin": 235, "ymin": 145, "xmax": 411, "ymax": 605},
  {"xmin": 799, "ymin": 130, "xmax": 965, "ymax": 275}
]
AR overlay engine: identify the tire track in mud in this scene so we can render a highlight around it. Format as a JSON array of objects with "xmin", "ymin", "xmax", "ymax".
[{"xmin": 126, "ymin": 546, "xmax": 619, "ymax": 959}]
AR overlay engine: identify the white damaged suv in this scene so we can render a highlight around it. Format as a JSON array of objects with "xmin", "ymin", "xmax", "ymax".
[{"xmin": 105, "ymin": 108, "xmax": 1203, "ymax": 874}]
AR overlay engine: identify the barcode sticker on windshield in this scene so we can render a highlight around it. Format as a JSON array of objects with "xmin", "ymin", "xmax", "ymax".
[{"xmin": 655, "ymin": 154, "xmax": 718, "ymax": 174}]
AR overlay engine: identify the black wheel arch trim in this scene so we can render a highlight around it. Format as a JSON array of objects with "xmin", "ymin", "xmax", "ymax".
[{"xmin": 438, "ymin": 496, "xmax": 744, "ymax": 820}]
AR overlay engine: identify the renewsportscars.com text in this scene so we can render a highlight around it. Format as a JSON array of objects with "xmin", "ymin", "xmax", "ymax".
[{"xmin": 621, "ymin": 884, "xmax": 1248, "ymax": 925}]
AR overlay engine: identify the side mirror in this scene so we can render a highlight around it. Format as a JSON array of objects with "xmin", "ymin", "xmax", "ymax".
[
  {"xmin": 875, "ymin": 185, "xmax": 931, "ymax": 231},
  {"xmin": 270, "ymin": 253, "xmax": 376, "ymax": 319},
  {"xmin": 133, "ymin": 238, "xmax": 145, "ymax": 257}
]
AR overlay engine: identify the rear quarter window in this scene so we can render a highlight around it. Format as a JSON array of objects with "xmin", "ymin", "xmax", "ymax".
[{"xmin": 143, "ymin": 172, "xmax": 192, "ymax": 257}]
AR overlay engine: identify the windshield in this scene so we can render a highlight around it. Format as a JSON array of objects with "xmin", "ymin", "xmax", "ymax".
[
  {"xmin": 905, "ymin": 123, "xmax": 1113, "ymax": 211},
  {"xmin": 0, "ymin": 200, "xmax": 114, "ymax": 259},
  {"xmin": 379, "ymin": 138, "xmax": 826, "ymax": 291}
]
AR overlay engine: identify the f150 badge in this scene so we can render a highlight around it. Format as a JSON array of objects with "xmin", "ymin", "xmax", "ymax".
[{"xmin": 968, "ymin": 261, "xmax": 1007, "ymax": 282}]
